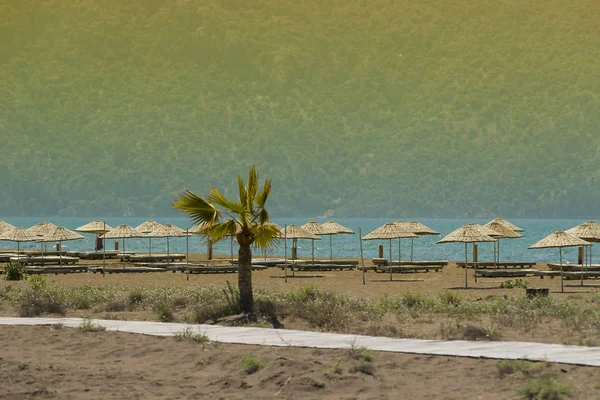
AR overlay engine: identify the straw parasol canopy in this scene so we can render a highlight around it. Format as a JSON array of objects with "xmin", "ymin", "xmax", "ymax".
[
  {"xmin": 0, "ymin": 227, "xmax": 40, "ymax": 255},
  {"xmin": 0, "ymin": 220, "xmax": 15, "ymax": 235},
  {"xmin": 483, "ymin": 221, "xmax": 523, "ymax": 263},
  {"xmin": 26, "ymin": 222, "xmax": 58, "ymax": 237},
  {"xmin": 488, "ymin": 218, "xmax": 524, "ymax": 232},
  {"xmin": 405, "ymin": 221, "xmax": 439, "ymax": 235},
  {"xmin": 146, "ymin": 224, "xmax": 189, "ymax": 262},
  {"xmin": 565, "ymin": 223, "xmax": 600, "ymax": 243},
  {"xmin": 38, "ymin": 227, "xmax": 85, "ymax": 266},
  {"xmin": 363, "ymin": 222, "xmax": 417, "ymax": 281},
  {"xmin": 135, "ymin": 220, "xmax": 165, "ymax": 256},
  {"xmin": 530, "ymin": 231, "xmax": 591, "ymax": 292},
  {"xmin": 300, "ymin": 222, "xmax": 328, "ymax": 263},
  {"xmin": 100, "ymin": 225, "xmax": 144, "ymax": 260},
  {"xmin": 320, "ymin": 221, "xmax": 355, "ymax": 260},
  {"xmin": 403, "ymin": 221, "xmax": 439, "ymax": 261},
  {"xmin": 135, "ymin": 220, "xmax": 164, "ymax": 233},
  {"xmin": 75, "ymin": 220, "xmax": 112, "ymax": 234},
  {"xmin": 437, "ymin": 224, "xmax": 496, "ymax": 288},
  {"xmin": 466, "ymin": 222, "xmax": 502, "ymax": 238}
]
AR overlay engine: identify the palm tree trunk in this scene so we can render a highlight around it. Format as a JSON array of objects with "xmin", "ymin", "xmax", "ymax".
[{"xmin": 238, "ymin": 242, "xmax": 254, "ymax": 314}]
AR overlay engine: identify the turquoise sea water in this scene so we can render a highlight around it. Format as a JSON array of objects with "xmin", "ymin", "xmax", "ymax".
[{"xmin": 0, "ymin": 217, "xmax": 595, "ymax": 263}]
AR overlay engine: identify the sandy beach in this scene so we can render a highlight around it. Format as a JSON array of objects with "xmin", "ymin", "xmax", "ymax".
[{"xmin": 0, "ymin": 325, "xmax": 598, "ymax": 399}]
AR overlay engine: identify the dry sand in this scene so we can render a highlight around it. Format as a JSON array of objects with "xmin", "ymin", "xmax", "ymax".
[{"xmin": 0, "ymin": 325, "xmax": 598, "ymax": 399}]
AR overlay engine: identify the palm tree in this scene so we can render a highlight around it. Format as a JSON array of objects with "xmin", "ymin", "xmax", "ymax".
[{"xmin": 173, "ymin": 166, "xmax": 280, "ymax": 315}]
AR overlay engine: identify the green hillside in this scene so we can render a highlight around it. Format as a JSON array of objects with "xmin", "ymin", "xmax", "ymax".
[{"xmin": 1, "ymin": 0, "xmax": 599, "ymax": 217}]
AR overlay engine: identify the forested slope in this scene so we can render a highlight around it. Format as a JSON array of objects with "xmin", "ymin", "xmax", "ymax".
[{"xmin": 1, "ymin": 0, "xmax": 599, "ymax": 217}]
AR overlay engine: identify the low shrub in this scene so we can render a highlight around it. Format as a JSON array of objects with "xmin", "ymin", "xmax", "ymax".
[
  {"xmin": 241, "ymin": 355, "xmax": 262, "ymax": 374},
  {"xmin": 4, "ymin": 262, "xmax": 25, "ymax": 281},
  {"xmin": 79, "ymin": 319, "xmax": 106, "ymax": 332},
  {"xmin": 519, "ymin": 374, "xmax": 573, "ymax": 400},
  {"xmin": 175, "ymin": 327, "xmax": 210, "ymax": 343}
]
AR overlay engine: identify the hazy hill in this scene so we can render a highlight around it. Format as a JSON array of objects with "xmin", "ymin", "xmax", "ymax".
[{"xmin": 1, "ymin": 0, "xmax": 599, "ymax": 218}]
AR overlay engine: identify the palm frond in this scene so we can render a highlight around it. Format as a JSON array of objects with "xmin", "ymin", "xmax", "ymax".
[
  {"xmin": 206, "ymin": 220, "xmax": 238, "ymax": 243},
  {"xmin": 237, "ymin": 175, "xmax": 247, "ymax": 211},
  {"xmin": 246, "ymin": 166, "xmax": 259, "ymax": 210},
  {"xmin": 207, "ymin": 188, "xmax": 245, "ymax": 216},
  {"xmin": 254, "ymin": 178, "xmax": 272, "ymax": 209},
  {"xmin": 252, "ymin": 224, "xmax": 281, "ymax": 251},
  {"xmin": 173, "ymin": 189, "xmax": 219, "ymax": 225}
]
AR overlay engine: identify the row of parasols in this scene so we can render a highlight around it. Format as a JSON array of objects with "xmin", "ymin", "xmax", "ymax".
[{"xmin": 1, "ymin": 218, "xmax": 598, "ymax": 292}]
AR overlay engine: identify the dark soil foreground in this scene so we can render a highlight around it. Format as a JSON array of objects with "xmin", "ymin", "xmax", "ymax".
[{"xmin": 0, "ymin": 326, "xmax": 598, "ymax": 399}]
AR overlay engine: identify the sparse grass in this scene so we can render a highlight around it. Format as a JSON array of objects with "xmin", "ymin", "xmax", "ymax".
[
  {"xmin": 498, "ymin": 359, "xmax": 542, "ymax": 377},
  {"xmin": 348, "ymin": 344, "xmax": 375, "ymax": 375},
  {"xmin": 241, "ymin": 355, "xmax": 262, "ymax": 374},
  {"xmin": 50, "ymin": 322, "xmax": 64, "ymax": 330},
  {"xmin": 500, "ymin": 279, "xmax": 529, "ymax": 289},
  {"xmin": 519, "ymin": 374, "xmax": 573, "ymax": 400},
  {"xmin": 78, "ymin": 319, "xmax": 106, "ymax": 332},
  {"xmin": 3, "ymin": 262, "xmax": 25, "ymax": 281},
  {"xmin": 175, "ymin": 327, "xmax": 210, "ymax": 343},
  {"xmin": 1, "ymin": 283, "xmax": 600, "ymax": 345},
  {"xmin": 331, "ymin": 359, "xmax": 344, "ymax": 374}
]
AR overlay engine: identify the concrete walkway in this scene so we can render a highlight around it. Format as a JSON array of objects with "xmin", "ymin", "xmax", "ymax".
[{"xmin": 1, "ymin": 317, "xmax": 599, "ymax": 367}]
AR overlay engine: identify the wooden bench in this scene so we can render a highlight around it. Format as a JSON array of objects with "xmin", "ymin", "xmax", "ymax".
[
  {"xmin": 457, "ymin": 261, "xmax": 537, "ymax": 269},
  {"xmin": 125, "ymin": 254, "xmax": 186, "ymax": 262},
  {"xmin": 277, "ymin": 263, "xmax": 356, "ymax": 272},
  {"xmin": 475, "ymin": 269, "xmax": 538, "ymax": 278},
  {"xmin": 375, "ymin": 265, "xmax": 444, "ymax": 273},
  {"xmin": 10, "ymin": 256, "xmax": 80, "ymax": 265},
  {"xmin": 89, "ymin": 267, "xmax": 166, "ymax": 274},
  {"xmin": 24, "ymin": 266, "xmax": 89, "ymax": 275},
  {"xmin": 547, "ymin": 263, "xmax": 600, "ymax": 272}
]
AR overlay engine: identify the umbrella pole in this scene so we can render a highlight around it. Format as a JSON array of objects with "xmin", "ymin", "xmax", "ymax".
[
  {"xmin": 186, "ymin": 229, "xmax": 189, "ymax": 265},
  {"xmin": 464, "ymin": 243, "xmax": 468, "ymax": 289},
  {"xmin": 149, "ymin": 237, "xmax": 152, "ymax": 256},
  {"xmin": 123, "ymin": 238, "xmax": 126, "ymax": 269},
  {"xmin": 230, "ymin": 236, "xmax": 233, "ymax": 264},
  {"xmin": 59, "ymin": 240, "xmax": 62, "ymax": 266},
  {"xmin": 292, "ymin": 239, "xmax": 296, "ymax": 277},
  {"xmin": 389, "ymin": 239, "xmax": 392, "ymax": 282},
  {"xmin": 167, "ymin": 237, "xmax": 170, "ymax": 265},
  {"xmin": 102, "ymin": 222, "xmax": 106, "ymax": 277},
  {"xmin": 312, "ymin": 239, "xmax": 315, "ymax": 265},
  {"xmin": 329, "ymin": 235, "xmax": 333, "ymax": 261},
  {"xmin": 410, "ymin": 237, "xmax": 414, "ymax": 261},
  {"xmin": 581, "ymin": 245, "xmax": 586, "ymax": 287},
  {"xmin": 284, "ymin": 225, "xmax": 288, "ymax": 283},
  {"xmin": 560, "ymin": 247, "xmax": 564, "ymax": 293},
  {"xmin": 359, "ymin": 227, "xmax": 365, "ymax": 285},
  {"xmin": 493, "ymin": 241, "xmax": 497, "ymax": 267}
]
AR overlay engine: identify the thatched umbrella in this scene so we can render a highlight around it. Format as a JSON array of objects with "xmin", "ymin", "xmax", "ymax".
[
  {"xmin": 135, "ymin": 220, "xmax": 164, "ymax": 256},
  {"xmin": 319, "ymin": 221, "xmax": 355, "ymax": 261},
  {"xmin": 26, "ymin": 222, "xmax": 59, "ymax": 258},
  {"xmin": 488, "ymin": 218, "xmax": 524, "ymax": 232},
  {"xmin": 483, "ymin": 221, "xmax": 522, "ymax": 264},
  {"xmin": 38, "ymin": 227, "xmax": 85, "ymax": 266},
  {"xmin": 283, "ymin": 224, "xmax": 320, "ymax": 262},
  {"xmin": 565, "ymin": 223, "xmax": 600, "ymax": 286},
  {"xmin": 0, "ymin": 220, "xmax": 15, "ymax": 234},
  {"xmin": 146, "ymin": 224, "xmax": 189, "ymax": 263},
  {"xmin": 100, "ymin": 225, "xmax": 144, "ymax": 263},
  {"xmin": 529, "ymin": 231, "xmax": 591, "ymax": 293},
  {"xmin": 301, "ymin": 222, "xmax": 328, "ymax": 264},
  {"xmin": 362, "ymin": 222, "xmax": 418, "ymax": 281},
  {"xmin": 404, "ymin": 221, "xmax": 439, "ymax": 261},
  {"xmin": 0, "ymin": 227, "xmax": 40, "ymax": 256},
  {"xmin": 437, "ymin": 225, "xmax": 496, "ymax": 288},
  {"xmin": 76, "ymin": 220, "xmax": 113, "ymax": 251}
]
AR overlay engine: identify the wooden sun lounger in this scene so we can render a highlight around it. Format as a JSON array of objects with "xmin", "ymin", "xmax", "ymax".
[
  {"xmin": 127, "ymin": 254, "xmax": 186, "ymax": 262},
  {"xmin": 177, "ymin": 265, "xmax": 268, "ymax": 274},
  {"xmin": 375, "ymin": 265, "xmax": 444, "ymax": 273},
  {"xmin": 276, "ymin": 263, "xmax": 356, "ymax": 271},
  {"xmin": 24, "ymin": 266, "xmax": 89, "ymax": 275},
  {"xmin": 89, "ymin": 267, "xmax": 166, "ymax": 274},
  {"xmin": 9, "ymin": 256, "xmax": 80, "ymax": 265},
  {"xmin": 68, "ymin": 250, "xmax": 125, "ymax": 260},
  {"xmin": 388, "ymin": 260, "xmax": 449, "ymax": 267},
  {"xmin": 547, "ymin": 263, "xmax": 600, "ymax": 272},
  {"xmin": 475, "ymin": 269, "xmax": 538, "ymax": 278},
  {"xmin": 456, "ymin": 261, "xmax": 537, "ymax": 269}
]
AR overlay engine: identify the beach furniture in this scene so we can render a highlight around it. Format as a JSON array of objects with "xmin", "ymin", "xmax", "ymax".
[{"xmin": 456, "ymin": 261, "xmax": 536, "ymax": 269}]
